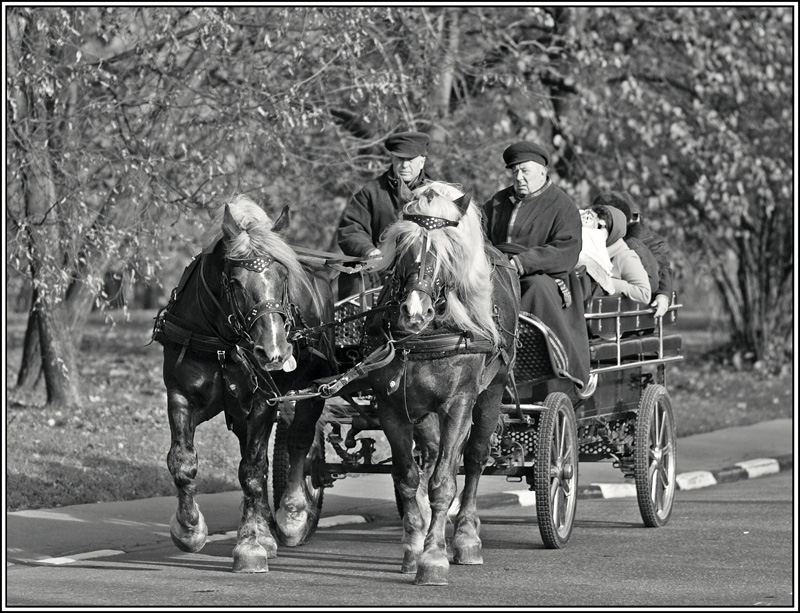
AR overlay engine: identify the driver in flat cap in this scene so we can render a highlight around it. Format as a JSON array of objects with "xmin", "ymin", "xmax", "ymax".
[
  {"xmin": 483, "ymin": 141, "xmax": 591, "ymax": 392},
  {"xmin": 337, "ymin": 130, "xmax": 440, "ymax": 298}
]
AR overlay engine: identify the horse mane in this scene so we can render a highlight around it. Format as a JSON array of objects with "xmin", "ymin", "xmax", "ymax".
[
  {"xmin": 374, "ymin": 181, "xmax": 501, "ymax": 347},
  {"xmin": 201, "ymin": 195, "xmax": 322, "ymax": 317}
]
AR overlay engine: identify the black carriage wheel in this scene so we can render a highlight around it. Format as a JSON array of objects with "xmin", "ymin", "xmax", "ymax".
[
  {"xmin": 634, "ymin": 384, "xmax": 677, "ymax": 528},
  {"xmin": 534, "ymin": 391, "xmax": 578, "ymax": 549},
  {"xmin": 271, "ymin": 420, "xmax": 325, "ymax": 545}
]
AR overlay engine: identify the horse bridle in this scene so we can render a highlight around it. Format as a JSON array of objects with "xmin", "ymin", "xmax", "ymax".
[
  {"xmin": 221, "ymin": 256, "xmax": 294, "ymax": 347},
  {"xmin": 390, "ymin": 213, "xmax": 460, "ymax": 308}
]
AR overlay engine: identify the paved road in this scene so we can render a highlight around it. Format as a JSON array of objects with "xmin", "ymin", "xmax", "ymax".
[
  {"xmin": 6, "ymin": 419, "xmax": 794, "ymax": 567},
  {"xmin": 5, "ymin": 473, "xmax": 795, "ymax": 608}
]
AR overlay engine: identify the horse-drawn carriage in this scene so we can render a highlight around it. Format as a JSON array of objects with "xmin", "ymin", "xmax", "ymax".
[
  {"xmin": 153, "ymin": 186, "xmax": 682, "ymax": 584},
  {"xmin": 272, "ymin": 281, "xmax": 683, "ymax": 551}
]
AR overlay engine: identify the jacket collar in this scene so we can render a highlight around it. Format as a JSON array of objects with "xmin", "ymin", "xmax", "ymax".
[{"xmin": 496, "ymin": 179, "xmax": 552, "ymax": 208}]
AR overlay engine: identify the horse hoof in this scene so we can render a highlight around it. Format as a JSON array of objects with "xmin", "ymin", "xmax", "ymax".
[
  {"xmin": 453, "ymin": 545, "xmax": 483, "ymax": 565},
  {"xmin": 259, "ymin": 535, "xmax": 278, "ymax": 559},
  {"xmin": 415, "ymin": 553, "xmax": 449, "ymax": 585},
  {"xmin": 275, "ymin": 508, "xmax": 308, "ymax": 547},
  {"xmin": 401, "ymin": 551, "xmax": 418, "ymax": 574},
  {"xmin": 169, "ymin": 512, "xmax": 208, "ymax": 553},
  {"xmin": 232, "ymin": 542, "xmax": 269, "ymax": 573},
  {"xmin": 414, "ymin": 564, "xmax": 448, "ymax": 586}
]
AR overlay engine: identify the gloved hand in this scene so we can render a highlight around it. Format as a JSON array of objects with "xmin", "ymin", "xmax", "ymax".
[{"xmin": 651, "ymin": 293, "xmax": 670, "ymax": 318}]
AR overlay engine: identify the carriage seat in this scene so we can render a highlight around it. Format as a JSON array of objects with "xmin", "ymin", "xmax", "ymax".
[
  {"xmin": 589, "ymin": 334, "xmax": 682, "ymax": 364},
  {"xmin": 584, "ymin": 293, "xmax": 678, "ymax": 340}
]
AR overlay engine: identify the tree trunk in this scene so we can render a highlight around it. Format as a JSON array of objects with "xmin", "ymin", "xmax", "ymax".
[
  {"xmin": 12, "ymin": 11, "xmax": 82, "ymax": 409},
  {"xmin": 433, "ymin": 8, "xmax": 460, "ymax": 120},
  {"xmin": 37, "ymin": 301, "xmax": 81, "ymax": 408},
  {"xmin": 15, "ymin": 306, "xmax": 43, "ymax": 390}
]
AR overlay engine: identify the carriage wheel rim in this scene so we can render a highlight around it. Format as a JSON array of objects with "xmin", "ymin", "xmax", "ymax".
[
  {"xmin": 552, "ymin": 408, "xmax": 576, "ymax": 535},
  {"xmin": 648, "ymin": 399, "xmax": 676, "ymax": 518}
]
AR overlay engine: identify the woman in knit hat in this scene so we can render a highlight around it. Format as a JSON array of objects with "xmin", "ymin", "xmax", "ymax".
[{"xmin": 590, "ymin": 204, "xmax": 652, "ymax": 305}]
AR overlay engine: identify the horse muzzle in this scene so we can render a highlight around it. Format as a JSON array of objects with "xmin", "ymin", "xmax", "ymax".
[
  {"xmin": 398, "ymin": 293, "xmax": 435, "ymax": 335},
  {"xmin": 253, "ymin": 343, "xmax": 295, "ymax": 371}
]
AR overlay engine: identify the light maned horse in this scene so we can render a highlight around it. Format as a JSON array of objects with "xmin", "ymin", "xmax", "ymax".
[
  {"xmin": 154, "ymin": 196, "xmax": 334, "ymax": 573},
  {"xmin": 363, "ymin": 182, "xmax": 521, "ymax": 585}
]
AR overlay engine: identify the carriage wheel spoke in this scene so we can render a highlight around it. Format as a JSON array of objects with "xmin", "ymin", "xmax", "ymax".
[{"xmin": 553, "ymin": 487, "xmax": 563, "ymax": 528}]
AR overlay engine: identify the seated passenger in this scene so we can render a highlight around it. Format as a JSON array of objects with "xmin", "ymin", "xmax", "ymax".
[
  {"xmin": 592, "ymin": 191, "xmax": 674, "ymax": 317},
  {"xmin": 483, "ymin": 141, "xmax": 590, "ymax": 392},
  {"xmin": 578, "ymin": 207, "xmax": 616, "ymax": 297},
  {"xmin": 591, "ymin": 204, "xmax": 652, "ymax": 305}
]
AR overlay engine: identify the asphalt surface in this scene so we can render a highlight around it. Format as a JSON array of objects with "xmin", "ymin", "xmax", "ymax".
[{"xmin": 5, "ymin": 419, "xmax": 794, "ymax": 566}]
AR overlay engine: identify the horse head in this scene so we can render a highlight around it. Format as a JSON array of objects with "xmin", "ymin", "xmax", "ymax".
[
  {"xmin": 219, "ymin": 198, "xmax": 301, "ymax": 371},
  {"xmin": 375, "ymin": 183, "xmax": 498, "ymax": 344}
]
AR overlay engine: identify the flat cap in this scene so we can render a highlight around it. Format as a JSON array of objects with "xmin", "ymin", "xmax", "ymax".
[
  {"xmin": 503, "ymin": 142, "xmax": 550, "ymax": 168},
  {"xmin": 385, "ymin": 131, "xmax": 430, "ymax": 159}
]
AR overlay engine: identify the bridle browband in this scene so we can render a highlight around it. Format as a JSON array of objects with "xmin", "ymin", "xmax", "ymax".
[{"xmin": 403, "ymin": 213, "xmax": 460, "ymax": 231}]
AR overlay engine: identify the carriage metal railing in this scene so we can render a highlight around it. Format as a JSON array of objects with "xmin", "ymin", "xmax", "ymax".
[{"xmin": 585, "ymin": 302, "xmax": 684, "ymax": 375}]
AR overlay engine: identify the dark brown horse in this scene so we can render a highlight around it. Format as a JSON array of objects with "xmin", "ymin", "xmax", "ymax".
[
  {"xmin": 363, "ymin": 182, "xmax": 521, "ymax": 585},
  {"xmin": 153, "ymin": 196, "xmax": 334, "ymax": 572}
]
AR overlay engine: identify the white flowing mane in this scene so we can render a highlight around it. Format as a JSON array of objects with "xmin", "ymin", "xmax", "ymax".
[
  {"xmin": 202, "ymin": 195, "xmax": 320, "ymax": 316},
  {"xmin": 374, "ymin": 181, "xmax": 500, "ymax": 346}
]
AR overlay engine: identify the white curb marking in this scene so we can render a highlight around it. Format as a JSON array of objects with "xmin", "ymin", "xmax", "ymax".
[
  {"xmin": 206, "ymin": 530, "xmax": 238, "ymax": 542},
  {"xmin": 10, "ymin": 510, "xmax": 86, "ymax": 522},
  {"xmin": 504, "ymin": 490, "xmax": 537, "ymax": 506},
  {"xmin": 39, "ymin": 550, "xmax": 125, "ymax": 565},
  {"xmin": 676, "ymin": 471, "xmax": 717, "ymax": 490},
  {"xmin": 318, "ymin": 515, "xmax": 367, "ymax": 528},
  {"xmin": 595, "ymin": 483, "xmax": 637, "ymax": 498},
  {"xmin": 735, "ymin": 458, "xmax": 780, "ymax": 479}
]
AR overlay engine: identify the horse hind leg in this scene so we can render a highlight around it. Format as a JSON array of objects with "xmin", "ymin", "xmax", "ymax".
[{"xmin": 166, "ymin": 390, "xmax": 208, "ymax": 553}]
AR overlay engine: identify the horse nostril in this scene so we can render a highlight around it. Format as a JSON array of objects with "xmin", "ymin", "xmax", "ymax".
[
  {"xmin": 400, "ymin": 303, "xmax": 410, "ymax": 317},
  {"xmin": 425, "ymin": 305, "xmax": 435, "ymax": 318},
  {"xmin": 254, "ymin": 345, "xmax": 280, "ymax": 363}
]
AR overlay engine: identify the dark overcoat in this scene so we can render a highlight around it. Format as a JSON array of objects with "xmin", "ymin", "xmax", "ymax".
[
  {"xmin": 336, "ymin": 166, "xmax": 437, "ymax": 298},
  {"xmin": 337, "ymin": 166, "xmax": 438, "ymax": 258},
  {"xmin": 483, "ymin": 182, "xmax": 591, "ymax": 389}
]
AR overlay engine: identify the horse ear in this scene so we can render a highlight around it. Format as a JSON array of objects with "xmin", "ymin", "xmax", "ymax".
[
  {"xmin": 221, "ymin": 204, "xmax": 242, "ymax": 240},
  {"xmin": 454, "ymin": 187, "xmax": 473, "ymax": 216},
  {"xmin": 272, "ymin": 205, "xmax": 290, "ymax": 233}
]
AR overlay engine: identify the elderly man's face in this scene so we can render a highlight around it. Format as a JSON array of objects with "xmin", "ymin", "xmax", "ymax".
[
  {"xmin": 510, "ymin": 161, "xmax": 546, "ymax": 197},
  {"xmin": 391, "ymin": 154, "xmax": 426, "ymax": 184}
]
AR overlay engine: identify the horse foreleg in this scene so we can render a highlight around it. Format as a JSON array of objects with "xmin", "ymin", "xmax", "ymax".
[
  {"xmin": 274, "ymin": 397, "xmax": 324, "ymax": 547},
  {"xmin": 230, "ymin": 401, "xmax": 277, "ymax": 573},
  {"xmin": 412, "ymin": 413, "xmax": 441, "ymax": 534},
  {"xmin": 416, "ymin": 407, "xmax": 473, "ymax": 586},
  {"xmin": 379, "ymin": 405, "xmax": 427, "ymax": 574},
  {"xmin": 451, "ymin": 383, "xmax": 502, "ymax": 565},
  {"xmin": 166, "ymin": 390, "xmax": 208, "ymax": 553}
]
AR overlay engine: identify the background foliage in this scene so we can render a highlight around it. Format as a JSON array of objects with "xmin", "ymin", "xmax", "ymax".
[{"xmin": 5, "ymin": 6, "xmax": 795, "ymax": 408}]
